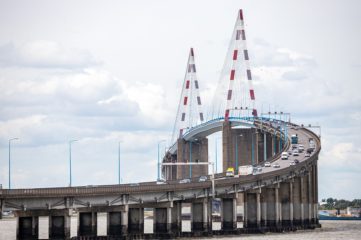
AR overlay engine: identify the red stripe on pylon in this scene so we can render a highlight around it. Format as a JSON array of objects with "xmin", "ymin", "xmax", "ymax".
[
  {"xmin": 239, "ymin": 9, "xmax": 244, "ymax": 20},
  {"xmin": 250, "ymin": 89, "xmax": 255, "ymax": 100},
  {"xmin": 233, "ymin": 50, "xmax": 238, "ymax": 60},
  {"xmin": 225, "ymin": 109, "xmax": 230, "ymax": 121},
  {"xmin": 186, "ymin": 80, "xmax": 190, "ymax": 89},
  {"xmin": 230, "ymin": 70, "xmax": 235, "ymax": 80},
  {"xmin": 183, "ymin": 97, "xmax": 188, "ymax": 105}
]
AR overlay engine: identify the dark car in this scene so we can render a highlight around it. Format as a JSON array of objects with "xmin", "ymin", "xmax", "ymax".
[{"xmin": 294, "ymin": 159, "xmax": 299, "ymax": 164}]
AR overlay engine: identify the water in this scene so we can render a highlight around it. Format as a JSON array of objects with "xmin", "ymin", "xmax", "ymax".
[{"xmin": 0, "ymin": 219, "xmax": 360, "ymax": 240}]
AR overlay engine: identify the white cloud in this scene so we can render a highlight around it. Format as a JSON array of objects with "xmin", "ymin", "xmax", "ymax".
[{"xmin": 0, "ymin": 41, "xmax": 100, "ymax": 69}]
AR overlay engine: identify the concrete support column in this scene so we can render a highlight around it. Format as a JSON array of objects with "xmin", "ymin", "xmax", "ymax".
[
  {"xmin": 78, "ymin": 212, "xmax": 97, "ymax": 237},
  {"xmin": 49, "ymin": 214, "xmax": 70, "ymax": 239},
  {"xmin": 315, "ymin": 163, "xmax": 319, "ymax": 224},
  {"xmin": 308, "ymin": 171, "xmax": 313, "ymax": 224},
  {"xmin": 154, "ymin": 208, "xmax": 168, "ymax": 233},
  {"xmin": 289, "ymin": 181, "xmax": 294, "ymax": 227},
  {"xmin": 293, "ymin": 177, "xmax": 302, "ymax": 227},
  {"xmin": 275, "ymin": 187, "xmax": 280, "ymax": 227},
  {"xmin": 121, "ymin": 206, "xmax": 128, "ymax": 235},
  {"xmin": 128, "ymin": 208, "xmax": 144, "ymax": 234},
  {"xmin": 0, "ymin": 199, "xmax": 3, "ymax": 219},
  {"xmin": 243, "ymin": 192, "xmax": 248, "ymax": 228},
  {"xmin": 256, "ymin": 192, "xmax": 261, "ymax": 227},
  {"xmin": 280, "ymin": 182, "xmax": 291, "ymax": 227},
  {"xmin": 221, "ymin": 198, "xmax": 236, "ymax": 231},
  {"xmin": 17, "ymin": 216, "xmax": 39, "ymax": 240},
  {"xmin": 245, "ymin": 192, "xmax": 257, "ymax": 229},
  {"xmin": 171, "ymin": 202, "xmax": 182, "ymax": 233},
  {"xmin": 191, "ymin": 199, "xmax": 209, "ymax": 232},
  {"xmin": 107, "ymin": 212, "xmax": 122, "ymax": 236},
  {"xmin": 301, "ymin": 175, "xmax": 309, "ymax": 225},
  {"xmin": 263, "ymin": 133, "xmax": 267, "ymax": 161},
  {"xmin": 260, "ymin": 190, "xmax": 267, "ymax": 227},
  {"xmin": 265, "ymin": 188, "xmax": 276, "ymax": 227}
]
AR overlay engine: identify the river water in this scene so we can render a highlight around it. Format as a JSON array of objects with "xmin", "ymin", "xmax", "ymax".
[{"xmin": 0, "ymin": 218, "xmax": 360, "ymax": 240}]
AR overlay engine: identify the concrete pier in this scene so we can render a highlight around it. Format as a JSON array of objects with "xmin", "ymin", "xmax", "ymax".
[
  {"xmin": 17, "ymin": 216, "xmax": 38, "ymax": 240},
  {"xmin": 128, "ymin": 207, "xmax": 144, "ymax": 234},
  {"xmin": 221, "ymin": 198, "xmax": 237, "ymax": 231},
  {"xmin": 78, "ymin": 212, "xmax": 97, "ymax": 237},
  {"xmin": 107, "ymin": 212, "xmax": 122, "ymax": 236}
]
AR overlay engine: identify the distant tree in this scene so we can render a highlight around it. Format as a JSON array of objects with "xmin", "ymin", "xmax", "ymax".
[{"xmin": 334, "ymin": 199, "xmax": 350, "ymax": 210}]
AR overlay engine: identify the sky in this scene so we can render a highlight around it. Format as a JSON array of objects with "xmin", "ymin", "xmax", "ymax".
[{"xmin": 0, "ymin": 0, "xmax": 360, "ymax": 200}]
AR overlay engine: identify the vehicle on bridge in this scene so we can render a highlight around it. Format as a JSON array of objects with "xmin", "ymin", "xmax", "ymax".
[
  {"xmin": 281, "ymin": 152, "xmax": 289, "ymax": 160},
  {"xmin": 238, "ymin": 165, "xmax": 253, "ymax": 175},
  {"xmin": 226, "ymin": 167, "xmax": 235, "ymax": 177},
  {"xmin": 291, "ymin": 134, "xmax": 298, "ymax": 144}
]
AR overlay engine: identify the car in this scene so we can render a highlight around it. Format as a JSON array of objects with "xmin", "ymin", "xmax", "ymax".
[
  {"xmin": 272, "ymin": 163, "xmax": 280, "ymax": 168},
  {"xmin": 305, "ymin": 152, "xmax": 310, "ymax": 157},
  {"xmin": 130, "ymin": 183, "xmax": 140, "ymax": 187},
  {"xmin": 264, "ymin": 161, "xmax": 271, "ymax": 167},
  {"xmin": 179, "ymin": 178, "xmax": 191, "ymax": 184},
  {"xmin": 293, "ymin": 150, "xmax": 299, "ymax": 156},
  {"xmin": 288, "ymin": 150, "xmax": 293, "ymax": 155},
  {"xmin": 198, "ymin": 176, "xmax": 207, "ymax": 182},
  {"xmin": 256, "ymin": 166, "xmax": 262, "ymax": 172},
  {"xmin": 294, "ymin": 159, "xmax": 299, "ymax": 164},
  {"xmin": 292, "ymin": 144, "xmax": 298, "ymax": 150},
  {"xmin": 290, "ymin": 160, "xmax": 296, "ymax": 166}
]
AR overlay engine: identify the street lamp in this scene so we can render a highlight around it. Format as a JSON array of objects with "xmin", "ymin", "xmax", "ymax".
[
  {"xmin": 118, "ymin": 141, "xmax": 121, "ymax": 184},
  {"xmin": 8, "ymin": 138, "xmax": 19, "ymax": 189},
  {"xmin": 157, "ymin": 140, "xmax": 166, "ymax": 181},
  {"xmin": 69, "ymin": 139, "xmax": 78, "ymax": 187}
]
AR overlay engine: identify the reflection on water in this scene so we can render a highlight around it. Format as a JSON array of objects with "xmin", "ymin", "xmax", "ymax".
[{"xmin": 1, "ymin": 219, "xmax": 361, "ymax": 240}]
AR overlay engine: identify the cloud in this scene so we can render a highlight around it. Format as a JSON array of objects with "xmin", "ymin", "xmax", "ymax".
[{"xmin": 0, "ymin": 41, "xmax": 100, "ymax": 69}]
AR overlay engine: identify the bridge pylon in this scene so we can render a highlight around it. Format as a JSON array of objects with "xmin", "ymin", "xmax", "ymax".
[{"xmin": 210, "ymin": 9, "xmax": 257, "ymax": 121}]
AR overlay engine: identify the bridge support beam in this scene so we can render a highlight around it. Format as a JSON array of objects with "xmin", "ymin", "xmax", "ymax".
[
  {"xmin": 221, "ymin": 198, "xmax": 237, "ymax": 231},
  {"xmin": 78, "ymin": 212, "xmax": 97, "ymax": 237},
  {"xmin": 121, "ymin": 206, "xmax": 128, "ymax": 234},
  {"xmin": 17, "ymin": 216, "xmax": 39, "ymax": 240},
  {"xmin": 191, "ymin": 199, "xmax": 210, "ymax": 232},
  {"xmin": 244, "ymin": 190, "xmax": 261, "ymax": 229}
]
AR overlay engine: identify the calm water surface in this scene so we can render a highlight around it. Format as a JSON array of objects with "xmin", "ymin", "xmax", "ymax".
[{"xmin": 0, "ymin": 218, "xmax": 360, "ymax": 240}]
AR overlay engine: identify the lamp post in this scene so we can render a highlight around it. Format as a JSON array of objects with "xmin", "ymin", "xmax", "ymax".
[
  {"xmin": 69, "ymin": 139, "xmax": 78, "ymax": 187},
  {"xmin": 118, "ymin": 141, "xmax": 121, "ymax": 184},
  {"xmin": 8, "ymin": 138, "xmax": 19, "ymax": 189},
  {"xmin": 157, "ymin": 140, "xmax": 166, "ymax": 181}
]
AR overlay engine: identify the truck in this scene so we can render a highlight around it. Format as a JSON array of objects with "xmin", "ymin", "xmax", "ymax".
[
  {"xmin": 309, "ymin": 138, "xmax": 316, "ymax": 149},
  {"xmin": 226, "ymin": 167, "xmax": 234, "ymax": 177},
  {"xmin": 238, "ymin": 165, "xmax": 253, "ymax": 176},
  {"xmin": 291, "ymin": 134, "xmax": 298, "ymax": 144},
  {"xmin": 281, "ymin": 152, "xmax": 289, "ymax": 160}
]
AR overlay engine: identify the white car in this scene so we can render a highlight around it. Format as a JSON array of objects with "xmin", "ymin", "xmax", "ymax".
[
  {"xmin": 293, "ymin": 150, "xmax": 299, "ymax": 156},
  {"xmin": 305, "ymin": 153, "xmax": 311, "ymax": 157},
  {"xmin": 290, "ymin": 161, "xmax": 296, "ymax": 166},
  {"xmin": 179, "ymin": 178, "xmax": 191, "ymax": 184},
  {"xmin": 264, "ymin": 161, "xmax": 271, "ymax": 167},
  {"xmin": 272, "ymin": 163, "xmax": 280, "ymax": 168},
  {"xmin": 198, "ymin": 176, "xmax": 207, "ymax": 182}
]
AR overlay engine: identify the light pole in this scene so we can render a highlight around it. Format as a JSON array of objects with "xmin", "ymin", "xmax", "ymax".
[
  {"xmin": 69, "ymin": 139, "xmax": 78, "ymax": 187},
  {"xmin": 118, "ymin": 141, "xmax": 121, "ymax": 184},
  {"xmin": 8, "ymin": 138, "xmax": 19, "ymax": 189},
  {"xmin": 157, "ymin": 140, "xmax": 166, "ymax": 181}
]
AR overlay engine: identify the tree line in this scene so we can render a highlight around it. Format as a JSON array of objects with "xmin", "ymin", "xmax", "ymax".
[{"xmin": 320, "ymin": 198, "xmax": 361, "ymax": 210}]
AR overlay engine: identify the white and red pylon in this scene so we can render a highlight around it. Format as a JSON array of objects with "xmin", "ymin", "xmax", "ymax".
[
  {"xmin": 211, "ymin": 9, "xmax": 257, "ymax": 120},
  {"xmin": 172, "ymin": 48, "xmax": 205, "ymax": 142}
]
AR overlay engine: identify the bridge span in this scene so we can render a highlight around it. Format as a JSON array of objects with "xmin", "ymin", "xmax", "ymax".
[{"xmin": 0, "ymin": 120, "xmax": 321, "ymax": 239}]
